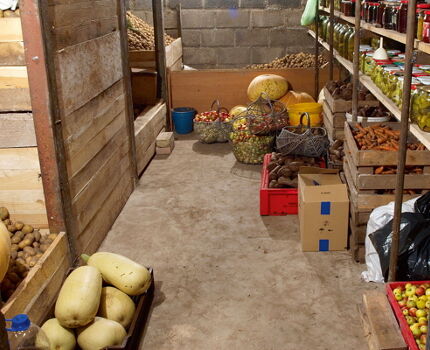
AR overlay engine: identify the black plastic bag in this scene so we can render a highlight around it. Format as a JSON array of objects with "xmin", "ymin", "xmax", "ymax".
[
  {"xmin": 415, "ymin": 192, "xmax": 430, "ymax": 219},
  {"xmin": 369, "ymin": 212, "xmax": 430, "ymax": 281}
]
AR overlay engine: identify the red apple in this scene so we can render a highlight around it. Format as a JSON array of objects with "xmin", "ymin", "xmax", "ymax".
[
  {"xmin": 410, "ymin": 308, "xmax": 419, "ymax": 317},
  {"xmin": 417, "ymin": 287, "xmax": 426, "ymax": 296},
  {"xmin": 420, "ymin": 334, "xmax": 427, "ymax": 345}
]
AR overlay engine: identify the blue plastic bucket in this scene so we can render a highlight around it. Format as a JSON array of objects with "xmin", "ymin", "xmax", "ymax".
[{"xmin": 172, "ymin": 107, "xmax": 196, "ymax": 134}]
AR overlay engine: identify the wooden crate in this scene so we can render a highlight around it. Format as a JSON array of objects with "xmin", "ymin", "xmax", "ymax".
[
  {"xmin": 350, "ymin": 217, "xmax": 366, "ymax": 263},
  {"xmin": 344, "ymin": 143, "xmax": 430, "ymax": 190},
  {"xmin": 131, "ymin": 69, "xmax": 157, "ymax": 106},
  {"xmin": 129, "ymin": 37, "xmax": 183, "ymax": 70},
  {"xmin": 1, "ymin": 232, "xmax": 70, "ymax": 325},
  {"xmin": 344, "ymin": 121, "xmax": 430, "ymax": 167},
  {"xmin": 323, "ymin": 111, "xmax": 345, "ymax": 141},
  {"xmin": 0, "ymin": 17, "xmax": 25, "ymax": 66},
  {"xmin": 0, "ymin": 113, "xmax": 36, "ymax": 148},
  {"xmin": 343, "ymin": 156, "xmax": 420, "ymax": 211},
  {"xmin": 0, "ymin": 147, "xmax": 48, "ymax": 228},
  {"xmin": 0, "ymin": 66, "xmax": 31, "ymax": 112},
  {"xmin": 322, "ymin": 100, "xmax": 346, "ymax": 128},
  {"xmin": 323, "ymin": 87, "xmax": 379, "ymax": 113}
]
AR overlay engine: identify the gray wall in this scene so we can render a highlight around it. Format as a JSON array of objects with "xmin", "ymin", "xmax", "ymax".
[{"xmin": 129, "ymin": 0, "xmax": 314, "ymax": 69}]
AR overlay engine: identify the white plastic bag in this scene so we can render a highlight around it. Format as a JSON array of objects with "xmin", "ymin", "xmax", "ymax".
[
  {"xmin": 361, "ymin": 197, "xmax": 418, "ymax": 283},
  {"xmin": 301, "ymin": 0, "xmax": 317, "ymax": 26},
  {"xmin": 0, "ymin": 0, "xmax": 18, "ymax": 10}
]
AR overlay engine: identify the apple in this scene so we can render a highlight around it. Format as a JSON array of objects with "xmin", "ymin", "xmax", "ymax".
[
  {"xmin": 406, "ymin": 286, "xmax": 418, "ymax": 297},
  {"xmin": 417, "ymin": 309, "xmax": 428, "ymax": 318},
  {"xmin": 417, "ymin": 287, "xmax": 426, "ymax": 296},
  {"xmin": 426, "ymin": 289, "xmax": 430, "ymax": 297},
  {"xmin": 420, "ymin": 334, "xmax": 427, "ymax": 345},
  {"xmin": 398, "ymin": 300, "xmax": 407, "ymax": 308},
  {"xmin": 425, "ymin": 300, "xmax": 430, "ymax": 309},
  {"xmin": 410, "ymin": 308, "xmax": 419, "ymax": 317},
  {"xmin": 419, "ymin": 343, "xmax": 426, "ymax": 350},
  {"xmin": 406, "ymin": 316, "xmax": 416, "ymax": 325},
  {"xmin": 417, "ymin": 300, "xmax": 427, "ymax": 310},
  {"xmin": 409, "ymin": 295, "xmax": 419, "ymax": 302},
  {"xmin": 411, "ymin": 323, "xmax": 422, "ymax": 338},
  {"xmin": 406, "ymin": 283, "xmax": 413, "ymax": 289},
  {"xmin": 424, "ymin": 284, "xmax": 430, "ymax": 289},
  {"xmin": 419, "ymin": 317, "xmax": 428, "ymax": 325},
  {"xmin": 393, "ymin": 287, "xmax": 404, "ymax": 295},
  {"xmin": 403, "ymin": 308, "xmax": 410, "ymax": 316},
  {"xmin": 420, "ymin": 325, "xmax": 428, "ymax": 334},
  {"xmin": 419, "ymin": 295, "xmax": 428, "ymax": 301},
  {"xmin": 407, "ymin": 300, "xmax": 417, "ymax": 309},
  {"xmin": 395, "ymin": 293, "xmax": 403, "ymax": 301}
]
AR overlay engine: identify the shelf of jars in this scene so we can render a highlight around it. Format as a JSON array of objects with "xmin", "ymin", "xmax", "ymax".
[
  {"xmin": 319, "ymin": 6, "xmax": 416, "ymax": 47},
  {"xmin": 308, "ymin": 29, "xmax": 430, "ymax": 150}
]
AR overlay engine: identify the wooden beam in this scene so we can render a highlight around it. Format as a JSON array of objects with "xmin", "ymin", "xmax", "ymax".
[
  {"xmin": 152, "ymin": 0, "xmax": 167, "ymax": 100},
  {"xmin": 0, "ymin": 113, "xmax": 36, "ymax": 148}
]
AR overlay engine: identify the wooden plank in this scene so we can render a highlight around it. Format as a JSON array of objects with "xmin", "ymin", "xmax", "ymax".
[
  {"xmin": 323, "ymin": 113, "xmax": 345, "ymax": 141},
  {"xmin": 137, "ymin": 141, "xmax": 156, "ymax": 175},
  {"xmin": 362, "ymin": 292, "xmax": 407, "ymax": 350},
  {"xmin": 0, "ymin": 18, "xmax": 23, "ymax": 41},
  {"xmin": 77, "ymin": 166, "xmax": 133, "ymax": 255},
  {"xmin": 170, "ymin": 67, "xmax": 338, "ymax": 113},
  {"xmin": 2, "ymin": 233, "xmax": 70, "ymax": 325},
  {"xmin": 344, "ymin": 121, "xmax": 430, "ymax": 166},
  {"xmin": 165, "ymin": 37, "xmax": 183, "ymax": 68},
  {"xmin": 350, "ymin": 218, "xmax": 366, "ymax": 246},
  {"xmin": 323, "ymin": 87, "xmax": 379, "ymax": 113},
  {"xmin": 73, "ymin": 141, "xmax": 130, "ymax": 233},
  {"xmin": 66, "ymin": 110, "xmax": 126, "ymax": 177},
  {"xmin": 0, "ymin": 148, "xmax": 40, "ymax": 170},
  {"xmin": 54, "ymin": 31, "xmax": 123, "ymax": 116},
  {"xmin": 350, "ymin": 202, "xmax": 371, "ymax": 226},
  {"xmin": 0, "ymin": 113, "xmax": 36, "ymax": 148},
  {"xmin": 156, "ymin": 131, "xmax": 174, "ymax": 148},
  {"xmin": 68, "ymin": 125, "xmax": 128, "ymax": 198},
  {"xmin": 0, "ymin": 42, "xmax": 25, "ymax": 66},
  {"xmin": 131, "ymin": 70, "xmax": 158, "ymax": 106},
  {"xmin": 358, "ymin": 304, "xmax": 379, "ymax": 350},
  {"xmin": 0, "ymin": 170, "xmax": 42, "ymax": 191},
  {"xmin": 322, "ymin": 100, "xmax": 346, "ymax": 128},
  {"xmin": 0, "ymin": 68, "xmax": 31, "ymax": 111},
  {"xmin": 53, "ymin": 16, "xmax": 118, "ymax": 50}
]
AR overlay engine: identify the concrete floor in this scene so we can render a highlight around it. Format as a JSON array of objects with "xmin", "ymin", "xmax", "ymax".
[{"xmin": 99, "ymin": 135, "xmax": 382, "ymax": 350}]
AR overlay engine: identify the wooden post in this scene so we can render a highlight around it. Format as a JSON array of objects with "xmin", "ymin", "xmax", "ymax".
[
  {"xmin": 388, "ymin": 0, "xmax": 417, "ymax": 282},
  {"xmin": 0, "ymin": 313, "xmax": 8, "ymax": 350},
  {"xmin": 314, "ymin": 0, "xmax": 320, "ymax": 100},
  {"xmin": 351, "ymin": 0, "xmax": 361, "ymax": 122},
  {"xmin": 117, "ymin": 0, "xmax": 138, "ymax": 183},
  {"xmin": 152, "ymin": 0, "xmax": 167, "ymax": 101},
  {"xmin": 329, "ymin": 0, "xmax": 335, "ymax": 80},
  {"xmin": 176, "ymin": 3, "xmax": 183, "ymax": 40}
]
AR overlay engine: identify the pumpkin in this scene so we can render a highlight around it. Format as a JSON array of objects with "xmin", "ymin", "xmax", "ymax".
[
  {"xmin": 247, "ymin": 74, "xmax": 289, "ymax": 102},
  {"xmin": 0, "ymin": 222, "xmax": 11, "ymax": 282},
  {"xmin": 229, "ymin": 105, "xmax": 247, "ymax": 118},
  {"xmin": 279, "ymin": 90, "xmax": 315, "ymax": 108}
]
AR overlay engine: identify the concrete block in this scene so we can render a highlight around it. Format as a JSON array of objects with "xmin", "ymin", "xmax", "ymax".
[
  {"xmin": 270, "ymin": 28, "xmax": 311, "ymax": 47},
  {"xmin": 251, "ymin": 47, "xmax": 284, "ymax": 64},
  {"xmin": 215, "ymin": 9, "xmax": 249, "ymax": 28},
  {"xmin": 205, "ymin": 0, "xmax": 239, "ymax": 8},
  {"xmin": 239, "ymin": 0, "xmax": 266, "ymax": 8},
  {"xmin": 156, "ymin": 132, "xmax": 174, "ymax": 148},
  {"xmin": 182, "ymin": 29, "xmax": 201, "ymax": 47},
  {"xmin": 268, "ymin": 0, "xmax": 301, "ymax": 8},
  {"xmin": 216, "ymin": 47, "xmax": 251, "ymax": 65},
  {"xmin": 156, "ymin": 144, "xmax": 174, "ymax": 155},
  {"xmin": 182, "ymin": 9, "xmax": 216, "ymax": 28},
  {"xmin": 251, "ymin": 10, "xmax": 284, "ymax": 27},
  {"xmin": 129, "ymin": 0, "xmax": 152, "ymax": 10},
  {"xmin": 201, "ymin": 29, "xmax": 235, "ymax": 47},
  {"xmin": 284, "ymin": 9, "xmax": 303, "ymax": 27},
  {"xmin": 130, "ymin": 10, "xmax": 154, "ymax": 25},
  {"xmin": 235, "ymin": 28, "xmax": 268, "ymax": 46},
  {"xmin": 168, "ymin": 0, "xmax": 203, "ymax": 9},
  {"xmin": 183, "ymin": 47, "xmax": 217, "ymax": 65},
  {"xmin": 164, "ymin": 9, "xmax": 178, "ymax": 29}
]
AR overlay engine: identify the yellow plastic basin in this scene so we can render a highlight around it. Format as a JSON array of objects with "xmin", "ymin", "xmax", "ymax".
[{"xmin": 288, "ymin": 102, "xmax": 323, "ymax": 127}]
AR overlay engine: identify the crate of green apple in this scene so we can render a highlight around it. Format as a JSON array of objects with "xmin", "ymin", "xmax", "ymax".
[
  {"xmin": 193, "ymin": 110, "xmax": 232, "ymax": 144},
  {"xmin": 386, "ymin": 281, "xmax": 430, "ymax": 350}
]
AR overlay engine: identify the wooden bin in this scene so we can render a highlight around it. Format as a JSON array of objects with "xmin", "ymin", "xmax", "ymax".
[
  {"xmin": 322, "ymin": 100, "xmax": 346, "ymax": 141},
  {"xmin": 323, "ymin": 87, "xmax": 379, "ymax": 113}
]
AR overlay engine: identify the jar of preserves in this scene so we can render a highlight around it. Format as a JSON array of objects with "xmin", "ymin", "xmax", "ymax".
[
  {"xmin": 383, "ymin": 2, "xmax": 398, "ymax": 30},
  {"xmin": 376, "ymin": 2, "xmax": 386, "ymax": 27},
  {"xmin": 320, "ymin": 0, "xmax": 328, "ymax": 7},
  {"xmin": 333, "ymin": 22, "xmax": 343, "ymax": 50},
  {"xmin": 342, "ymin": 26, "xmax": 354, "ymax": 57},
  {"xmin": 397, "ymin": 1, "xmax": 408, "ymax": 33},
  {"xmin": 341, "ymin": 0, "xmax": 353, "ymax": 16},
  {"xmin": 338, "ymin": 24, "xmax": 350, "ymax": 54},
  {"xmin": 369, "ymin": 3, "xmax": 380, "ymax": 24},
  {"xmin": 423, "ymin": 10, "xmax": 430, "ymax": 43},
  {"xmin": 347, "ymin": 28, "xmax": 356, "ymax": 61},
  {"xmin": 411, "ymin": 86, "xmax": 430, "ymax": 132},
  {"xmin": 335, "ymin": 0, "xmax": 341, "ymax": 11}
]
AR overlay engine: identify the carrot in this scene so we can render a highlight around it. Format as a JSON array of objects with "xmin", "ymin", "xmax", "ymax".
[{"xmin": 375, "ymin": 166, "xmax": 384, "ymax": 174}]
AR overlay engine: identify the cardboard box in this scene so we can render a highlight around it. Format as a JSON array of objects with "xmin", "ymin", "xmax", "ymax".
[{"xmin": 298, "ymin": 167, "xmax": 349, "ymax": 252}]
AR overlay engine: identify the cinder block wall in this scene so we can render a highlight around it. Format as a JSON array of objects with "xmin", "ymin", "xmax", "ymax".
[{"xmin": 129, "ymin": 0, "xmax": 314, "ymax": 69}]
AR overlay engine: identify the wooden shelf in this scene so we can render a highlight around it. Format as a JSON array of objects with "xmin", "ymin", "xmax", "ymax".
[
  {"xmin": 309, "ymin": 29, "xmax": 430, "ymax": 150},
  {"xmin": 418, "ymin": 41, "xmax": 430, "ymax": 55}
]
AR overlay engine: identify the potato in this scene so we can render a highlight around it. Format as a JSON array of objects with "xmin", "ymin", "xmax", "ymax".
[
  {"xmin": 18, "ymin": 239, "xmax": 32, "ymax": 249},
  {"xmin": 17, "ymin": 251, "xmax": 24, "ymax": 258},
  {"xmin": 11, "ymin": 235, "xmax": 22, "ymax": 245},
  {"xmin": 11, "ymin": 244, "xmax": 18, "ymax": 252},
  {"xmin": 33, "ymin": 230, "xmax": 41, "ymax": 242},
  {"xmin": 23, "ymin": 246, "xmax": 36, "ymax": 256},
  {"xmin": 28, "ymin": 257, "xmax": 38, "ymax": 268},
  {"xmin": 48, "ymin": 233, "xmax": 58, "ymax": 241},
  {"xmin": 15, "ymin": 222, "xmax": 24, "ymax": 231},
  {"xmin": 7, "ymin": 272, "xmax": 20, "ymax": 284},
  {"xmin": 33, "ymin": 242, "xmax": 40, "ymax": 248},
  {"xmin": 0, "ymin": 207, "xmax": 9, "ymax": 221},
  {"xmin": 22, "ymin": 225, "xmax": 34, "ymax": 234},
  {"xmin": 40, "ymin": 244, "xmax": 50, "ymax": 253},
  {"xmin": 35, "ymin": 253, "xmax": 43, "ymax": 259},
  {"xmin": 7, "ymin": 224, "xmax": 17, "ymax": 233},
  {"xmin": 10, "ymin": 251, "xmax": 17, "ymax": 260},
  {"xmin": 2, "ymin": 219, "xmax": 11, "ymax": 226}
]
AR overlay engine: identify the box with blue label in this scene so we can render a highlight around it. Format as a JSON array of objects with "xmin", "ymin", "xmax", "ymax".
[{"xmin": 298, "ymin": 167, "xmax": 349, "ymax": 252}]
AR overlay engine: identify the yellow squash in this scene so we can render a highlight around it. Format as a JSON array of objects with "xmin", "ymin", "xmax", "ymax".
[
  {"xmin": 98, "ymin": 287, "xmax": 136, "ymax": 329},
  {"xmin": 247, "ymin": 74, "xmax": 289, "ymax": 101},
  {"xmin": 40, "ymin": 318, "xmax": 76, "ymax": 350},
  {"xmin": 77, "ymin": 317, "xmax": 127, "ymax": 350},
  {"xmin": 55, "ymin": 266, "xmax": 102, "ymax": 328},
  {"xmin": 0, "ymin": 222, "xmax": 11, "ymax": 282},
  {"xmin": 82, "ymin": 252, "xmax": 151, "ymax": 296}
]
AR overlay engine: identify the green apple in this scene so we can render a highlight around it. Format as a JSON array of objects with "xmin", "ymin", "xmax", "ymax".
[
  {"xmin": 393, "ymin": 287, "xmax": 404, "ymax": 295},
  {"xmin": 406, "ymin": 286, "xmax": 417, "ymax": 297},
  {"xmin": 420, "ymin": 325, "xmax": 428, "ymax": 334},
  {"xmin": 419, "ymin": 317, "xmax": 428, "ymax": 325},
  {"xmin": 425, "ymin": 300, "xmax": 430, "ymax": 309},
  {"xmin": 398, "ymin": 300, "xmax": 407, "ymax": 308},
  {"xmin": 409, "ymin": 295, "xmax": 419, "ymax": 302},
  {"xmin": 420, "ymin": 334, "xmax": 427, "ymax": 345},
  {"xmin": 395, "ymin": 293, "xmax": 403, "ymax": 301},
  {"xmin": 417, "ymin": 309, "xmax": 427, "ymax": 318},
  {"xmin": 403, "ymin": 308, "xmax": 410, "ymax": 316},
  {"xmin": 417, "ymin": 300, "xmax": 427, "ymax": 310},
  {"xmin": 407, "ymin": 300, "xmax": 417, "ymax": 309},
  {"xmin": 411, "ymin": 323, "xmax": 422, "ymax": 338},
  {"xmin": 425, "ymin": 288, "xmax": 430, "ymax": 296},
  {"xmin": 419, "ymin": 295, "xmax": 428, "ymax": 302},
  {"xmin": 406, "ymin": 283, "xmax": 413, "ymax": 289},
  {"xmin": 406, "ymin": 316, "xmax": 416, "ymax": 325}
]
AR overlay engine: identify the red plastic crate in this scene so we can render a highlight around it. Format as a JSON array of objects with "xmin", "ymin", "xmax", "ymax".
[
  {"xmin": 386, "ymin": 281, "xmax": 430, "ymax": 350},
  {"xmin": 260, "ymin": 154, "xmax": 325, "ymax": 216}
]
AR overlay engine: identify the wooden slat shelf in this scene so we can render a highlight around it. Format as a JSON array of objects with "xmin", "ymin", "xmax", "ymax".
[
  {"xmin": 418, "ymin": 41, "xmax": 430, "ymax": 55},
  {"xmin": 309, "ymin": 29, "xmax": 430, "ymax": 150}
]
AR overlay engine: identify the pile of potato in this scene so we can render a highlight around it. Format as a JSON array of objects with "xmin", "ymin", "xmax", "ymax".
[
  {"xmin": 267, "ymin": 153, "xmax": 321, "ymax": 188},
  {"xmin": 247, "ymin": 53, "xmax": 327, "ymax": 69},
  {"xmin": 0, "ymin": 9, "xmax": 20, "ymax": 17},
  {"xmin": 328, "ymin": 139, "xmax": 344, "ymax": 165},
  {"xmin": 127, "ymin": 11, "xmax": 174, "ymax": 51},
  {"xmin": 326, "ymin": 80, "xmax": 376, "ymax": 101},
  {"xmin": 0, "ymin": 207, "xmax": 57, "ymax": 300}
]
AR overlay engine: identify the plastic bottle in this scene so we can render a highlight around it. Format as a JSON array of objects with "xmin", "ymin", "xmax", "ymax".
[{"xmin": 6, "ymin": 314, "xmax": 50, "ymax": 350}]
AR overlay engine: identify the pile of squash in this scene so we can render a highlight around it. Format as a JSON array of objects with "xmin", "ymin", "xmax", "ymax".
[
  {"xmin": 0, "ymin": 207, "xmax": 57, "ymax": 300},
  {"xmin": 37, "ymin": 252, "xmax": 152, "ymax": 350}
]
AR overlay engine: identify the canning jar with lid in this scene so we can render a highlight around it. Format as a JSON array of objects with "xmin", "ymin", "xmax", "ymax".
[
  {"xmin": 411, "ymin": 86, "xmax": 430, "ymax": 132},
  {"xmin": 424, "ymin": 10, "xmax": 430, "ymax": 43},
  {"xmin": 369, "ymin": 3, "xmax": 380, "ymax": 24},
  {"xmin": 341, "ymin": 0, "xmax": 353, "ymax": 16},
  {"xmin": 416, "ymin": 4, "xmax": 430, "ymax": 40},
  {"xmin": 397, "ymin": 1, "xmax": 408, "ymax": 33},
  {"xmin": 383, "ymin": 2, "xmax": 398, "ymax": 30},
  {"xmin": 376, "ymin": 2, "xmax": 386, "ymax": 27}
]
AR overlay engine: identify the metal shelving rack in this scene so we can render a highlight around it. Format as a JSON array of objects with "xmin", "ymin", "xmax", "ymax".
[{"xmin": 312, "ymin": 0, "xmax": 428, "ymax": 281}]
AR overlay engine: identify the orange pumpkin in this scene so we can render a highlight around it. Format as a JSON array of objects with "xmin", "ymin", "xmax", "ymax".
[{"xmin": 279, "ymin": 91, "xmax": 315, "ymax": 108}]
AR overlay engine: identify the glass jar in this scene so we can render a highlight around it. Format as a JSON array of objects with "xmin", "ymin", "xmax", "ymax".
[
  {"xmin": 376, "ymin": 2, "xmax": 385, "ymax": 27},
  {"xmin": 320, "ymin": 0, "xmax": 328, "ymax": 7},
  {"xmin": 342, "ymin": 26, "xmax": 354, "ymax": 57},
  {"xmin": 338, "ymin": 24, "xmax": 350, "ymax": 54},
  {"xmin": 363, "ymin": 2, "xmax": 370, "ymax": 21},
  {"xmin": 411, "ymin": 86, "xmax": 430, "ymax": 132},
  {"xmin": 347, "ymin": 28, "xmax": 356, "ymax": 61},
  {"xmin": 322, "ymin": 16, "xmax": 330, "ymax": 40},
  {"xmin": 333, "ymin": 22, "xmax": 343, "ymax": 50},
  {"xmin": 424, "ymin": 10, "xmax": 430, "ymax": 43},
  {"xmin": 369, "ymin": 3, "xmax": 380, "ymax": 24},
  {"xmin": 397, "ymin": 1, "xmax": 408, "ymax": 33},
  {"xmin": 335, "ymin": 0, "xmax": 341, "ymax": 11},
  {"xmin": 383, "ymin": 3, "xmax": 397, "ymax": 30},
  {"xmin": 341, "ymin": 0, "xmax": 353, "ymax": 16}
]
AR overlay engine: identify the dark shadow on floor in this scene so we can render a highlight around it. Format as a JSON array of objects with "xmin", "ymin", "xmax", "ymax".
[
  {"xmin": 230, "ymin": 161, "xmax": 261, "ymax": 181},
  {"xmin": 192, "ymin": 140, "xmax": 231, "ymax": 156},
  {"xmin": 260, "ymin": 215, "xmax": 299, "ymax": 241}
]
